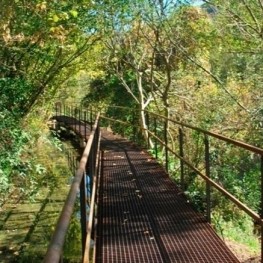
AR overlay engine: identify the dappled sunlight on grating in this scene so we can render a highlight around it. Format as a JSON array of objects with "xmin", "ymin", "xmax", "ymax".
[{"xmin": 95, "ymin": 131, "xmax": 240, "ymax": 263}]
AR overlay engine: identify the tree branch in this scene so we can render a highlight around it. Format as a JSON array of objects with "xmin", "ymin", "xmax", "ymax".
[
  {"xmin": 241, "ymin": 0, "xmax": 261, "ymax": 33},
  {"xmin": 119, "ymin": 74, "xmax": 140, "ymax": 104},
  {"xmin": 173, "ymin": 42, "xmax": 250, "ymax": 112}
]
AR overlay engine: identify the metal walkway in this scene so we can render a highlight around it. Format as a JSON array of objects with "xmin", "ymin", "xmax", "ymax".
[
  {"xmin": 49, "ymin": 114, "xmax": 241, "ymax": 263},
  {"xmin": 95, "ymin": 130, "xmax": 240, "ymax": 263}
]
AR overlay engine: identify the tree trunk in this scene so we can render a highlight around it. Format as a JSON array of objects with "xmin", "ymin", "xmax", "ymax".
[{"xmin": 137, "ymin": 72, "xmax": 154, "ymax": 148}]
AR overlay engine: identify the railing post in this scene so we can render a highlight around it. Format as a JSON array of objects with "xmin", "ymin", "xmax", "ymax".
[
  {"xmin": 80, "ymin": 171, "xmax": 87, "ymax": 256},
  {"xmin": 154, "ymin": 117, "xmax": 158, "ymax": 159},
  {"xmin": 164, "ymin": 120, "xmax": 169, "ymax": 171},
  {"xmin": 84, "ymin": 111, "xmax": 87, "ymax": 140},
  {"xmin": 132, "ymin": 111, "xmax": 136, "ymax": 143},
  {"xmin": 89, "ymin": 150, "xmax": 94, "ymax": 197},
  {"xmin": 204, "ymin": 135, "xmax": 211, "ymax": 223},
  {"xmin": 179, "ymin": 128, "xmax": 185, "ymax": 190},
  {"xmin": 146, "ymin": 111, "xmax": 150, "ymax": 149}
]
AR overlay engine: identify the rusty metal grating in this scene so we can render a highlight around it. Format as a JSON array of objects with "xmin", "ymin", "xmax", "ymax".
[{"xmin": 95, "ymin": 132, "xmax": 240, "ymax": 263}]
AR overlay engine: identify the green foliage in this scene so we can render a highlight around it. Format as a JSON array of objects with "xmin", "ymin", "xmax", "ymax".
[
  {"xmin": 0, "ymin": 0, "xmax": 262, "ymax": 257},
  {"xmin": 0, "ymin": 0, "xmax": 100, "ymax": 116},
  {"xmin": 0, "ymin": 78, "xmax": 34, "ymax": 116},
  {"xmin": 0, "ymin": 117, "xmax": 31, "ymax": 199},
  {"xmin": 63, "ymin": 215, "xmax": 82, "ymax": 262},
  {"xmin": 0, "ymin": 0, "xmax": 102, "ymax": 202},
  {"xmin": 212, "ymin": 203, "xmax": 260, "ymax": 254}
]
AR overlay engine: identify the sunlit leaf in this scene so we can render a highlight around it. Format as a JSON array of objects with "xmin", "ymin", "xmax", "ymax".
[
  {"xmin": 69, "ymin": 10, "xmax": 78, "ymax": 18},
  {"xmin": 53, "ymin": 14, "xmax": 59, "ymax": 22}
]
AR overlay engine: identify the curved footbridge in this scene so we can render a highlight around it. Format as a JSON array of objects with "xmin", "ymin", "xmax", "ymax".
[{"xmin": 48, "ymin": 114, "xmax": 241, "ymax": 263}]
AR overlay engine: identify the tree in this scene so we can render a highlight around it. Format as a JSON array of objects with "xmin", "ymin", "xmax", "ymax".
[
  {"xmin": 90, "ymin": 1, "xmax": 205, "ymax": 145},
  {"xmin": 0, "ymin": 0, "xmax": 100, "ymax": 196},
  {"xmin": 0, "ymin": 0, "xmax": 99, "ymax": 116},
  {"xmin": 198, "ymin": 0, "xmax": 263, "ymax": 143}
]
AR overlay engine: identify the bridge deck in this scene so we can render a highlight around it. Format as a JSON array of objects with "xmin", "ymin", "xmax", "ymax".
[
  {"xmin": 52, "ymin": 115, "xmax": 240, "ymax": 262},
  {"xmin": 95, "ymin": 131, "xmax": 240, "ymax": 263}
]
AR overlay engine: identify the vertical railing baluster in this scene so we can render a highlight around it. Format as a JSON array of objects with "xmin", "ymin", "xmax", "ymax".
[
  {"xmin": 164, "ymin": 120, "xmax": 169, "ymax": 172},
  {"xmin": 146, "ymin": 111, "xmax": 150, "ymax": 149},
  {"xmin": 154, "ymin": 117, "xmax": 158, "ymax": 159},
  {"xmin": 89, "ymin": 147, "xmax": 93, "ymax": 198},
  {"xmin": 80, "ymin": 171, "xmax": 87, "ymax": 256},
  {"xmin": 179, "ymin": 127, "xmax": 184, "ymax": 190},
  {"xmin": 84, "ymin": 111, "xmax": 87, "ymax": 140},
  {"xmin": 204, "ymin": 135, "xmax": 211, "ymax": 223},
  {"xmin": 132, "ymin": 111, "xmax": 136, "ymax": 142}
]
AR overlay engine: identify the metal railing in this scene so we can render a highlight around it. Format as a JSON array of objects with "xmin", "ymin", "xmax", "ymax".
[
  {"xmin": 44, "ymin": 108, "xmax": 100, "ymax": 262},
  {"xmin": 100, "ymin": 105, "xmax": 263, "ymax": 260},
  {"xmin": 54, "ymin": 102, "xmax": 95, "ymax": 138},
  {"xmin": 48, "ymin": 103, "xmax": 263, "ymax": 261}
]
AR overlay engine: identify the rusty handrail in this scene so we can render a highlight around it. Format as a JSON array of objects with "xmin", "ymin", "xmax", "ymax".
[
  {"xmin": 147, "ymin": 128, "xmax": 263, "ymax": 226},
  {"xmin": 101, "ymin": 105, "xmax": 263, "ymax": 154},
  {"xmin": 83, "ymin": 148, "xmax": 101, "ymax": 262},
  {"xmin": 44, "ymin": 113, "xmax": 100, "ymax": 263},
  {"xmin": 100, "ymin": 115, "xmax": 131, "ymax": 126},
  {"xmin": 101, "ymin": 110, "xmax": 263, "ymax": 224},
  {"xmin": 145, "ymin": 110, "xmax": 263, "ymax": 155}
]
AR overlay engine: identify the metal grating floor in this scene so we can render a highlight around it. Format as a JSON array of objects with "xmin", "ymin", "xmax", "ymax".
[{"xmin": 95, "ymin": 131, "xmax": 240, "ymax": 263}]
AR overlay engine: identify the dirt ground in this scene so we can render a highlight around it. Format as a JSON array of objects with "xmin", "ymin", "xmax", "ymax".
[{"xmin": 225, "ymin": 239, "xmax": 260, "ymax": 263}]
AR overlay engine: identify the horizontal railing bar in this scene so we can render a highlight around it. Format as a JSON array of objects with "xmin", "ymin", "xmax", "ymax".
[
  {"xmin": 101, "ymin": 106, "xmax": 263, "ymax": 155},
  {"xmin": 102, "ymin": 105, "xmax": 135, "ymax": 111},
  {"xmin": 145, "ymin": 110, "xmax": 263, "ymax": 155},
  {"xmin": 44, "ymin": 114, "xmax": 100, "ymax": 263},
  {"xmin": 98, "ymin": 108, "xmax": 263, "ymax": 224},
  {"xmin": 100, "ymin": 115, "xmax": 131, "ymax": 126},
  {"xmin": 147, "ymin": 128, "xmax": 263, "ymax": 226}
]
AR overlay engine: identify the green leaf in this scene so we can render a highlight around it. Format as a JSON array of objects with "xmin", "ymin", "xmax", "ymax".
[
  {"xmin": 69, "ymin": 10, "xmax": 78, "ymax": 18},
  {"xmin": 53, "ymin": 14, "xmax": 59, "ymax": 22}
]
